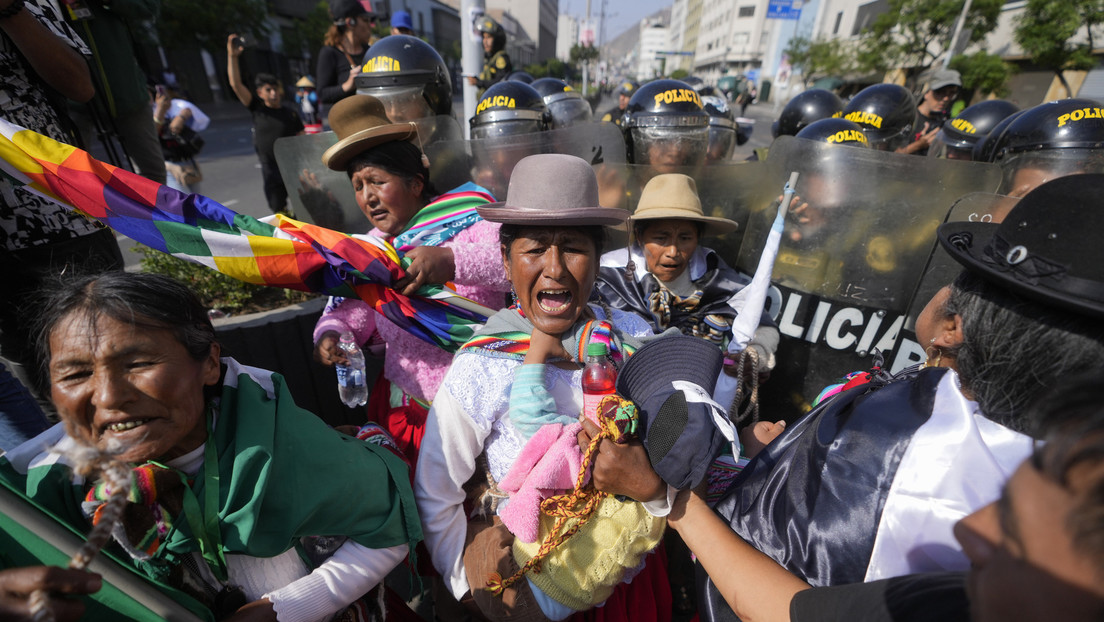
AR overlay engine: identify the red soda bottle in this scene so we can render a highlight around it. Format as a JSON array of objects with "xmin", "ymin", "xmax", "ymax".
[{"xmin": 582, "ymin": 343, "xmax": 617, "ymax": 426}]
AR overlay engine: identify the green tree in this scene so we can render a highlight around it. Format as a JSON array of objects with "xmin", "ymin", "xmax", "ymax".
[
  {"xmin": 1014, "ymin": 0, "xmax": 1104, "ymax": 98},
  {"xmin": 949, "ymin": 51, "xmax": 1015, "ymax": 97},
  {"xmin": 156, "ymin": 0, "xmax": 270, "ymax": 52},
  {"xmin": 282, "ymin": 1, "xmax": 333, "ymax": 65},
  {"xmin": 784, "ymin": 35, "xmax": 855, "ymax": 86},
  {"xmin": 858, "ymin": 0, "xmax": 1003, "ymax": 77},
  {"xmin": 570, "ymin": 44, "xmax": 600, "ymax": 65}
]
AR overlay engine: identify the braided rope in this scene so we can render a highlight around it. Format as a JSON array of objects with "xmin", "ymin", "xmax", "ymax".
[
  {"xmin": 485, "ymin": 395, "xmax": 630, "ymax": 595},
  {"xmin": 29, "ymin": 447, "xmax": 131, "ymax": 622},
  {"xmin": 727, "ymin": 347, "xmax": 761, "ymax": 428}
]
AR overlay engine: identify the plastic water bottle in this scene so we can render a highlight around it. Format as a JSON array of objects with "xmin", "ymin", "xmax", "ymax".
[
  {"xmin": 581, "ymin": 343, "xmax": 617, "ymax": 426},
  {"xmin": 336, "ymin": 332, "xmax": 368, "ymax": 407}
]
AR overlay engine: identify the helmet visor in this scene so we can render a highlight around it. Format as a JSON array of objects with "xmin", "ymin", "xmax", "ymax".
[
  {"xmin": 706, "ymin": 126, "xmax": 736, "ymax": 162},
  {"xmin": 631, "ymin": 126, "xmax": 708, "ymax": 170},
  {"xmin": 548, "ymin": 98, "xmax": 593, "ymax": 129},
  {"xmin": 998, "ymin": 149, "xmax": 1104, "ymax": 197},
  {"xmin": 927, "ymin": 129, "xmax": 976, "ymax": 160},
  {"xmin": 358, "ymin": 84, "xmax": 432, "ymax": 123}
]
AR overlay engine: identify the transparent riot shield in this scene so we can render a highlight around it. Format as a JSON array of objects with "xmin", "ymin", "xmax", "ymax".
[
  {"xmin": 738, "ymin": 136, "xmax": 1003, "ymax": 421},
  {"xmin": 593, "ymin": 160, "xmax": 777, "ymax": 264},
  {"xmin": 426, "ymin": 121, "xmax": 627, "ymax": 202},
  {"xmin": 275, "ymin": 115, "xmax": 464, "ymax": 233},
  {"xmin": 894, "ymin": 192, "xmax": 1022, "ymax": 371}
]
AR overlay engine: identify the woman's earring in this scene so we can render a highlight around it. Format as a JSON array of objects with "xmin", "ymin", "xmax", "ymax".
[
  {"xmin": 509, "ymin": 285, "xmax": 518, "ymax": 307},
  {"xmin": 922, "ymin": 337, "xmax": 942, "ymax": 369}
]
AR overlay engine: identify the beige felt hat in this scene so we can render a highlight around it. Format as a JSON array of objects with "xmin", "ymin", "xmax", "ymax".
[
  {"xmin": 321, "ymin": 95, "xmax": 418, "ymax": 171},
  {"xmin": 632, "ymin": 173, "xmax": 738, "ymax": 236},
  {"xmin": 476, "ymin": 154, "xmax": 629, "ymax": 226}
]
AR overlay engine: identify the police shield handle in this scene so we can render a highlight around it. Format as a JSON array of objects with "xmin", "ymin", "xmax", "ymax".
[{"xmin": 714, "ymin": 171, "xmax": 800, "ymax": 411}]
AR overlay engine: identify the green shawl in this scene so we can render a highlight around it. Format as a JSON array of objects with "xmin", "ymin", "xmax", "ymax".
[{"xmin": 0, "ymin": 358, "xmax": 421, "ymax": 604}]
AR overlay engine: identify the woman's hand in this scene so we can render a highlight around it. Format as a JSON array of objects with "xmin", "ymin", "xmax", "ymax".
[
  {"xmin": 314, "ymin": 330, "xmax": 348, "ymax": 366},
  {"xmin": 342, "ymin": 64, "xmax": 362, "ymax": 92},
  {"xmin": 396, "ymin": 246, "xmax": 456, "ymax": 296},
  {"xmin": 525, "ymin": 327, "xmax": 570, "ymax": 364},
  {"xmin": 577, "ymin": 419, "xmax": 666, "ymax": 503},
  {"xmin": 0, "ymin": 566, "xmax": 101, "ymax": 622},
  {"xmin": 224, "ymin": 597, "xmax": 277, "ymax": 622}
]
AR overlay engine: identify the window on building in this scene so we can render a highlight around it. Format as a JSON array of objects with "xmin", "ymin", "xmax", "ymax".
[
  {"xmin": 832, "ymin": 11, "xmax": 843, "ymax": 34},
  {"xmin": 738, "ymin": 5, "xmax": 754, "ymax": 17},
  {"xmin": 852, "ymin": 0, "xmax": 889, "ymax": 36}
]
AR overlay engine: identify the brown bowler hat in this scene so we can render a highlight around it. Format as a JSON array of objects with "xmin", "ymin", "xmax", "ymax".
[
  {"xmin": 321, "ymin": 95, "xmax": 417, "ymax": 171},
  {"xmin": 476, "ymin": 154, "xmax": 630, "ymax": 226}
]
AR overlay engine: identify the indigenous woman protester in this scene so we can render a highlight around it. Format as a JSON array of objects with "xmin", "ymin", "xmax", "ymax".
[
  {"xmin": 312, "ymin": 95, "xmax": 510, "ymax": 466},
  {"xmin": 0, "ymin": 272, "xmax": 421, "ymax": 622},
  {"xmin": 415, "ymin": 154, "xmax": 676, "ymax": 622},
  {"xmin": 596, "ymin": 173, "xmax": 778, "ymax": 368}
]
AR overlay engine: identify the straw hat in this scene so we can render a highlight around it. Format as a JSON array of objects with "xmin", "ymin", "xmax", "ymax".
[
  {"xmin": 320, "ymin": 95, "xmax": 418, "ymax": 171},
  {"xmin": 476, "ymin": 154, "xmax": 630, "ymax": 226},
  {"xmin": 632, "ymin": 174, "xmax": 738, "ymax": 236}
]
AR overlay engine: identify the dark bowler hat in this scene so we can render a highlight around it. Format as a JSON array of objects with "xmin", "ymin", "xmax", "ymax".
[
  {"xmin": 476, "ymin": 154, "xmax": 629, "ymax": 226},
  {"xmin": 937, "ymin": 174, "xmax": 1104, "ymax": 319},
  {"xmin": 615, "ymin": 335, "xmax": 727, "ymax": 490}
]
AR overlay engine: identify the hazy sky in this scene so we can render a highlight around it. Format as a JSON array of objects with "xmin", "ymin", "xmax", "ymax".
[{"xmin": 561, "ymin": 0, "xmax": 672, "ymax": 44}]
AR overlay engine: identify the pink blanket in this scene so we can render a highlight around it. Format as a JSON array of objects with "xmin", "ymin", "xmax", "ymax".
[{"xmin": 498, "ymin": 422, "xmax": 586, "ymax": 543}]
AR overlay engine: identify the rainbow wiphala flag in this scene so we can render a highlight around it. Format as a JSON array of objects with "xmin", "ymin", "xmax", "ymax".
[{"xmin": 0, "ymin": 118, "xmax": 492, "ymax": 352}]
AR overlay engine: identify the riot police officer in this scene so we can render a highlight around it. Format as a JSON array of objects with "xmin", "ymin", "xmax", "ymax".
[
  {"xmin": 927, "ymin": 99, "xmax": 1019, "ymax": 160},
  {"xmin": 356, "ymin": 35, "xmax": 453, "ymax": 122},
  {"xmin": 750, "ymin": 88, "xmax": 845, "ymax": 161},
  {"xmin": 469, "ymin": 81, "xmax": 551, "ymax": 198},
  {"xmin": 622, "ymin": 78, "xmax": 709, "ymax": 174},
  {"xmin": 772, "ymin": 88, "xmax": 845, "ymax": 138},
  {"xmin": 987, "ymin": 98, "xmax": 1104, "ymax": 198},
  {"xmin": 701, "ymin": 94, "xmax": 742, "ymax": 164},
  {"xmin": 601, "ymin": 80, "xmax": 638, "ymax": 126},
  {"xmin": 467, "ymin": 16, "xmax": 511, "ymax": 95},
  {"xmin": 842, "ymin": 83, "xmax": 916, "ymax": 152},
  {"xmin": 531, "ymin": 77, "xmax": 593, "ymax": 129}
]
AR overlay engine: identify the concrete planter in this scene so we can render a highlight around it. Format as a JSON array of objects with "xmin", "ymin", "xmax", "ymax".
[{"xmin": 212, "ymin": 297, "xmax": 382, "ymax": 427}]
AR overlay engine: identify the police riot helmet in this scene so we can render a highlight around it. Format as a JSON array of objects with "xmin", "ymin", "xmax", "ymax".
[
  {"xmin": 355, "ymin": 35, "xmax": 452, "ymax": 120},
  {"xmin": 841, "ymin": 83, "xmax": 915, "ymax": 151},
  {"xmin": 771, "ymin": 88, "xmax": 844, "ymax": 138},
  {"xmin": 507, "ymin": 71, "xmax": 534, "ymax": 84},
  {"xmin": 701, "ymin": 94, "xmax": 738, "ymax": 162},
  {"xmin": 469, "ymin": 80, "xmax": 550, "ymax": 140},
  {"xmin": 992, "ymin": 98, "xmax": 1104, "ymax": 159},
  {"xmin": 531, "ymin": 77, "xmax": 592, "ymax": 129},
  {"xmin": 989, "ymin": 99, "xmax": 1104, "ymax": 197},
  {"xmin": 476, "ymin": 16, "xmax": 506, "ymax": 53},
  {"xmin": 616, "ymin": 81, "xmax": 638, "ymax": 98},
  {"xmin": 972, "ymin": 110, "xmax": 1025, "ymax": 163},
  {"xmin": 794, "ymin": 118, "xmax": 871, "ymax": 148},
  {"xmin": 928, "ymin": 99, "xmax": 1019, "ymax": 160},
  {"xmin": 622, "ymin": 79, "xmax": 709, "ymax": 168}
]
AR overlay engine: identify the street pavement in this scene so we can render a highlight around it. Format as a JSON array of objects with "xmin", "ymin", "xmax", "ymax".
[{"xmin": 117, "ymin": 92, "xmax": 782, "ymax": 270}]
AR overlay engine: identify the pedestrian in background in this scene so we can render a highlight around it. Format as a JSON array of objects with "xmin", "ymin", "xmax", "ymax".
[
  {"xmin": 317, "ymin": 0, "xmax": 376, "ymax": 118},
  {"xmin": 227, "ymin": 33, "xmax": 304, "ymax": 215},
  {"xmin": 390, "ymin": 10, "xmax": 414, "ymax": 35},
  {"xmin": 64, "ymin": 0, "xmax": 166, "ymax": 184}
]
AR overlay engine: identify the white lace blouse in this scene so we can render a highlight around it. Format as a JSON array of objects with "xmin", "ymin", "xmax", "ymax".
[{"xmin": 414, "ymin": 305, "xmax": 653, "ymax": 600}]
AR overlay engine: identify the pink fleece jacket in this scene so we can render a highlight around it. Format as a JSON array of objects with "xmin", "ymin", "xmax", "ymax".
[{"xmin": 313, "ymin": 219, "xmax": 510, "ymax": 402}]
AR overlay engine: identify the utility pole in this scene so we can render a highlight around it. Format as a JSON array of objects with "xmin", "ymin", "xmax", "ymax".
[
  {"xmin": 583, "ymin": 0, "xmax": 591, "ymax": 96},
  {"xmin": 461, "ymin": 0, "xmax": 486, "ymax": 139},
  {"xmin": 942, "ymin": 0, "xmax": 972, "ymax": 70}
]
